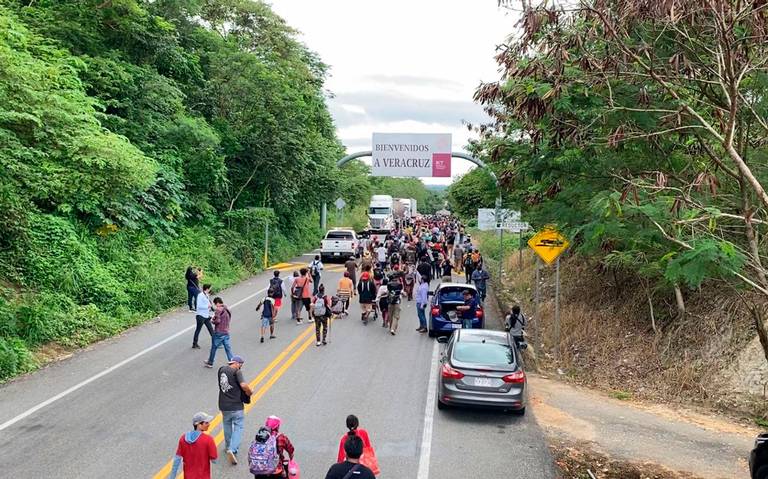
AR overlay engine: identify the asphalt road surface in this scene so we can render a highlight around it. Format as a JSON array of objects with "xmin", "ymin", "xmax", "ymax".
[{"xmin": 0, "ymin": 252, "xmax": 555, "ymax": 478}]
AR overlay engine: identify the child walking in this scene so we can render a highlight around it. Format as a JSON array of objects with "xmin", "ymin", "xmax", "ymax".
[{"xmin": 255, "ymin": 294, "xmax": 276, "ymax": 343}]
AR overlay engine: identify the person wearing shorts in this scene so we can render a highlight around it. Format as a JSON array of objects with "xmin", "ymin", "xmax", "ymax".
[
  {"xmin": 269, "ymin": 271, "xmax": 284, "ymax": 319},
  {"xmin": 255, "ymin": 296, "xmax": 276, "ymax": 343}
]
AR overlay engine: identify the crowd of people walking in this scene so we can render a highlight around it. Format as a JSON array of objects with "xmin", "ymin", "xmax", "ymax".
[{"xmin": 173, "ymin": 214, "xmax": 516, "ymax": 478}]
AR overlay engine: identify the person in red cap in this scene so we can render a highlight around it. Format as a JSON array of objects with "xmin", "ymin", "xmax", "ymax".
[
  {"xmin": 356, "ymin": 265, "xmax": 377, "ymax": 323},
  {"xmin": 169, "ymin": 411, "xmax": 217, "ymax": 479},
  {"xmin": 251, "ymin": 415, "xmax": 295, "ymax": 479}
]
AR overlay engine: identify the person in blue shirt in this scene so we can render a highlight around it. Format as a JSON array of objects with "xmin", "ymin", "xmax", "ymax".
[
  {"xmin": 415, "ymin": 276, "xmax": 430, "ymax": 333},
  {"xmin": 456, "ymin": 290, "xmax": 479, "ymax": 329},
  {"xmin": 471, "ymin": 264, "xmax": 490, "ymax": 302}
]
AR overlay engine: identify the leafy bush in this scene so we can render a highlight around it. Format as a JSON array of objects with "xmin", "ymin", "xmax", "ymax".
[{"xmin": 0, "ymin": 337, "xmax": 35, "ymax": 379}]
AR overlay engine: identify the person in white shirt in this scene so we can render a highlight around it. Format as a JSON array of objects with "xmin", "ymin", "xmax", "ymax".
[{"xmin": 376, "ymin": 244, "xmax": 387, "ymax": 271}]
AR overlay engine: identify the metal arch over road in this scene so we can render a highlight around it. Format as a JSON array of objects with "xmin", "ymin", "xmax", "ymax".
[{"xmin": 323, "ymin": 150, "xmax": 501, "ymax": 229}]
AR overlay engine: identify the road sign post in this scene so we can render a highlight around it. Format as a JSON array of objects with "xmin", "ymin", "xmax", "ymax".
[
  {"xmin": 528, "ymin": 227, "xmax": 569, "ymax": 365},
  {"xmin": 534, "ymin": 257, "xmax": 541, "ymax": 358},
  {"xmin": 264, "ymin": 221, "xmax": 269, "ymax": 270},
  {"xmin": 555, "ymin": 256, "xmax": 560, "ymax": 361}
]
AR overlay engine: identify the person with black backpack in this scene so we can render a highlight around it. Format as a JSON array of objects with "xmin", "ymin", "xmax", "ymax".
[
  {"xmin": 309, "ymin": 255, "xmax": 324, "ymax": 296},
  {"xmin": 505, "ymin": 304, "xmax": 527, "ymax": 350},
  {"xmin": 311, "ymin": 284, "xmax": 331, "ymax": 346},
  {"xmin": 386, "ymin": 274, "xmax": 404, "ymax": 336},
  {"xmin": 269, "ymin": 271, "xmax": 284, "ymax": 319}
]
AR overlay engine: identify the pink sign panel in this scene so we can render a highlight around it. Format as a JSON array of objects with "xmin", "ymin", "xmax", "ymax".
[{"xmin": 432, "ymin": 153, "xmax": 451, "ymax": 177}]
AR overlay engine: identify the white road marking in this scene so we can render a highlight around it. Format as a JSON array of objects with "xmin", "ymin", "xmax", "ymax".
[
  {"xmin": 417, "ymin": 341, "xmax": 440, "ymax": 479},
  {"xmin": 0, "ymin": 286, "xmax": 267, "ymax": 432}
]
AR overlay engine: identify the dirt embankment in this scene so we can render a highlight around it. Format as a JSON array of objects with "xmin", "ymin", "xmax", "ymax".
[{"xmin": 488, "ymin": 248, "xmax": 768, "ymax": 423}]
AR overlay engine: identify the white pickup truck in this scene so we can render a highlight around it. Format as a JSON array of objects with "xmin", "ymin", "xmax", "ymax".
[{"xmin": 320, "ymin": 228, "xmax": 358, "ymax": 262}]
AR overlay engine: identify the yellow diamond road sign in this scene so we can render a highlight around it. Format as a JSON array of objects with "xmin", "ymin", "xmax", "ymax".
[{"xmin": 528, "ymin": 227, "xmax": 569, "ymax": 265}]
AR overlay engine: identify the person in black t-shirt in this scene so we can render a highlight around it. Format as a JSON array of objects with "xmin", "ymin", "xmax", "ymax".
[
  {"xmin": 324, "ymin": 434, "xmax": 376, "ymax": 479},
  {"xmin": 217, "ymin": 356, "xmax": 252, "ymax": 465}
]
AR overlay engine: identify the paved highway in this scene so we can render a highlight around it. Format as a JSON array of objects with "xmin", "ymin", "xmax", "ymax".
[{"xmin": 0, "ymin": 253, "xmax": 555, "ymax": 478}]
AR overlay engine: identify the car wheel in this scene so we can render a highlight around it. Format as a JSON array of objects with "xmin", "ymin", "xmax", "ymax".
[
  {"xmin": 428, "ymin": 328, "xmax": 436, "ymax": 338},
  {"xmin": 437, "ymin": 398, "xmax": 447, "ymax": 410},
  {"xmin": 757, "ymin": 465, "xmax": 768, "ymax": 479},
  {"xmin": 510, "ymin": 407, "xmax": 525, "ymax": 416}
]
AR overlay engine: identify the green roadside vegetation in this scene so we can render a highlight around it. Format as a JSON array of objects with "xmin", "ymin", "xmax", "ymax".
[
  {"xmin": 448, "ymin": 0, "xmax": 768, "ymax": 357},
  {"xmin": 0, "ymin": 1, "xmax": 439, "ymax": 381}
]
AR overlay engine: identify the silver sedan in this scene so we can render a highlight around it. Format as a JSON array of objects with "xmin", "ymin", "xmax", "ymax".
[{"xmin": 436, "ymin": 329, "xmax": 526, "ymax": 414}]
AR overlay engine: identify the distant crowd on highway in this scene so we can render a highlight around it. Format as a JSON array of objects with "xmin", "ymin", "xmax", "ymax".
[{"xmin": 172, "ymin": 214, "xmax": 527, "ymax": 478}]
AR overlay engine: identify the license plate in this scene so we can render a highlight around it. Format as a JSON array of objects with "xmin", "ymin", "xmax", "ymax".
[
  {"xmin": 333, "ymin": 252, "xmax": 340, "ymax": 256},
  {"xmin": 473, "ymin": 377, "xmax": 493, "ymax": 387}
]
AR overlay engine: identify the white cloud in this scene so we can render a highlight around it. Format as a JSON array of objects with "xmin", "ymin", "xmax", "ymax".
[
  {"xmin": 269, "ymin": 0, "xmax": 518, "ymax": 184},
  {"xmin": 339, "ymin": 104, "xmax": 367, "ymax": 115}
]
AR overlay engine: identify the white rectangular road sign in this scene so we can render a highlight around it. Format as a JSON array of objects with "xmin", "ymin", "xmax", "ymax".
[
  {"xmin": 371, "ymin": 133, "xmax": 452, "ymax": 177},
  {"xmin": 477, "ymin": 208, "xmax": 525, "ymax": 231}
]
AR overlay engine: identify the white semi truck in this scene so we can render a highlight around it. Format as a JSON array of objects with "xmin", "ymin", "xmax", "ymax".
[
  {"xmin": 368, "ymin": 195, "xmax": 395, "ymax": 233},
  {"xmin": 394, "ymin": 198, "xmax": 418, "ymax": 222}
]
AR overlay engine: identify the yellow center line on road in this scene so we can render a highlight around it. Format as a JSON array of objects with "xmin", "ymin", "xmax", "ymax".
[{"xmin": 152, "ymin": 324, "xmax": 316, "ymax": 479}]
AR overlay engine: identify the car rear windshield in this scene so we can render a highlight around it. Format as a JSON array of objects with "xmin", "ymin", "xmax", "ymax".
[
  {"xmin": 453, "ymin": 342, "xmax": 514, "ymax": 366},
  {"xmin": 326, "ymin": 232, "xmax": 354, "ymax": 240},
  {"xmin": 439, "ymin": 288, "xmax": 476, "ymax": 303}
]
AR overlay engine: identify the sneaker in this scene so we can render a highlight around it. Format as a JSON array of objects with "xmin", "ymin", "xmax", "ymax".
[
  {"xmin": 322, "ymin": 340, "xmax": 327, "ymax": 345},
  {"xmin": 189, "ymin": 309, "xmax": 195, "ymax": 313},
  {"xmin": 316, "ymin": 341, "xmax": 321, "ymax": 346},
  {"xmin": 192, "ymin": 344, "xmax": 200, "ymax": 349},
  {"xmin": 270, "ymin": 335, "xmax": 276, "ymax": 339},
  {"xmin": 203, "ymin": 361, "xmax": 213, "ymax": 368},
  {"xmin": 260, "ymin": 337, "xmax": 265, "ymax": 343},
  {"xmin": 390, "ymin": 330, "xmax": 396, "ymax": 335},
  {"xmin": 226, "ymin": 450, "xmax": 237, "ymax": 465},
  {"xmin": 308, "ymin": 318, "xmax": 314, "ymax": 323},
  {"xmin": 296, "ymin": 319, "xmax": 303, "ymax": 324}
]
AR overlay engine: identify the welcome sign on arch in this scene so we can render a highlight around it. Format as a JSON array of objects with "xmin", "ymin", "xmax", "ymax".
[{"xmin": 371, "ymin": 133, "xmax": 452, "ymax": 177}]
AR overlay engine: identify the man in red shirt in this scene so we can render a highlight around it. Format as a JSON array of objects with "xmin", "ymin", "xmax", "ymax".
[{"xmin": 169, "ymin": 411, "xmax": 218, "ymax": 479}]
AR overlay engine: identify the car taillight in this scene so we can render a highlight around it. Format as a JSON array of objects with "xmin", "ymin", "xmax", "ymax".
[
  {"xmin": 502, "ymin": 371, "xmax": 525, "ymax": 383},
  {"xmin": 441, "ymin": 364, "xmax": 464, "ymax": 380},
  {"xmin": 475, "ymin": 309, "xmax": 483, "ymax": 318},
  {"xmin": 431, "ymin": 307, "xmax": 440, "ymax": 316}
]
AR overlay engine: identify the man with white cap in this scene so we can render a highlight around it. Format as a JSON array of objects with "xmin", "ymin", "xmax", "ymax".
[
  {"xmin": 218, "ymin": 355, "xmax": 252, "ymax": 465},
  {"xmin": 169, "ymin": 411, "xmax": 217, "ymax": 479}
]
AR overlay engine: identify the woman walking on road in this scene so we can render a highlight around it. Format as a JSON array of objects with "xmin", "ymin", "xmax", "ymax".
[
  {"xmin": 337, "ymin": 414, "xmax": 373, "ymax": 462},
  {"xmin": 376, "ymin": 277, "xmax": 389, "ymax": 329},
  {"xmin": 337, "ymin": 272, "xmax": 354, "ymax": 315},
  {"xmin": 357, "ymin": 267, "xmax": 376, "ymax": 323},
  {"xmin": 192, "ymin": 284, "xmax": 213, "ymax": 349},
  {"xmin": 185, "ymin": 266, "xmax": 199, "ymax": 312}
]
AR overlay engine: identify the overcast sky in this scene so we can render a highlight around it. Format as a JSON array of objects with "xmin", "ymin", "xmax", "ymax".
[{"xmin": 269, "ymin": 0, "xmax": 517, "ymax": 185}]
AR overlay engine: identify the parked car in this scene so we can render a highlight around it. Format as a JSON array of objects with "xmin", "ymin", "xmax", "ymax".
[
  {"xmin": 427, "ymin": 283, "xmax": 484, "ymax": 337},
  {"xmin": 436, "ymin": 329, "xmax": 525, "ymax": 414},
  {"xmin": 320, "ymin": 228, "xmax": 357, "ymax": 262},
  {"xmin": 751, "ymin": 433, "xmax": 768, "ymax": 479}
]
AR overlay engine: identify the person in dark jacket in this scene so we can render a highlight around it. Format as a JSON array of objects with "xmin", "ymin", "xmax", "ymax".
[
  {"xmin": 185, "ymin": 266, "xmax": 199, "ymax": 312},
  {"xmin": 357, "ymin": 267, "xmax": 377, "ymax": 323},
  {"xmin": 417, "ymin": 256, "xmax": 432, "ymax": 285}
]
